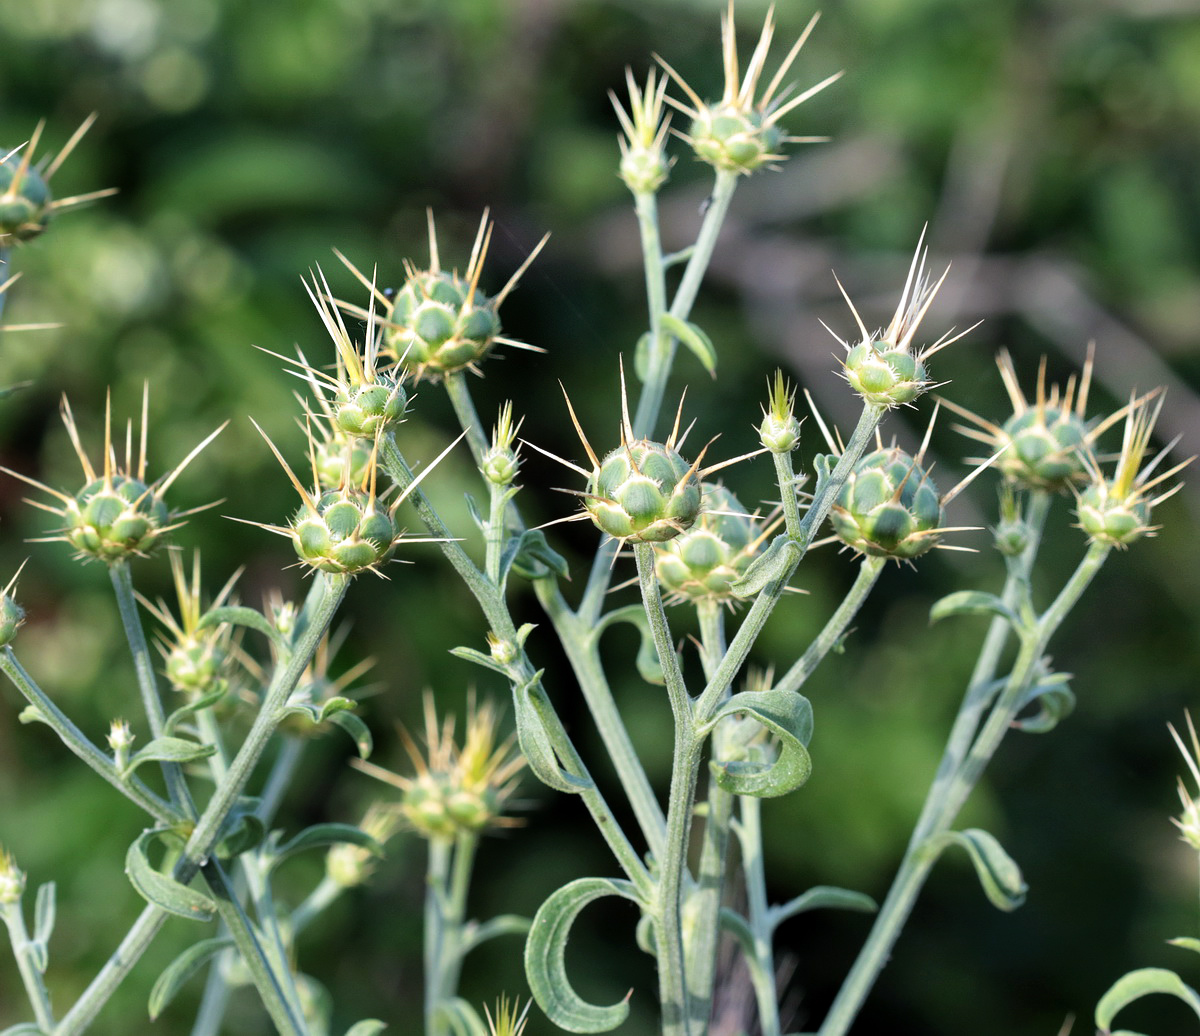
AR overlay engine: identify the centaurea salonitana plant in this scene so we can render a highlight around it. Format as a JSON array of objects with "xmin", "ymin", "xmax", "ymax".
[{"xmin": 0, "ymin": 4, "xmax": 1192, "ymax": 1036}]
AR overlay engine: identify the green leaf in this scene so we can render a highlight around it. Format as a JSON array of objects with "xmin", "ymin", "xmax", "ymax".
[
  {"xmin": 0, "ymin": 1025, "xmax": 49, "ymax": 1035},
  {"xmin": 460, "ymin": 913, "xmax": 531, "ymax": 955},
  {"xmin": 507, "ymin": 529, "xmax": 570, "ymax": 582},
  {"xmin": 120, "ymin": 736, "xmax": 216, "ymax": 779},
  {"xmin": 511, "ymin": 671, "xmax": 592, "ymax": 795},
  {"xmin": 328, "ymin": 710, "xmax": 373, "ymax": 758},
  {"xmin": 594, "ymin": 604, "xmax": 664, "ymax": 685},
  {"xmin": 163, "ymin": 685, "xmax": 228, "ymax": 736},
  {"xmin": 125, "ymin": 830, "xmax": 216, "ymax": 921},
  {"xmin": 929, "ymin": 591, "xmax": 1020, "ymax": 628},
  {"xmin": 33, "ymin": 881, "xmax": 55, "ymax": 947},
  {"xmin": 926, "ymin": 828, "xmax": 1027, "ymax": 912},
  {"xmin": 633, "ymin": 331, "xmax": 653, "ymax": 383},
  {"xmin": 1169, "ymin": 936, "xmax": 1200, "ymax": 956},
  {"xmin": 148, "ymin": 936, "xmax": 234, "ymax": 1018},
  {"xmin": 432, "ymin": 999, "xmax": 489, "ymax": 1036},
  {"xmin": 770, "ymin": 885, "xmax": 877, "ymax": 929},
  {"xmin": 1096, "ymin": 967, "xmax": 1200, "ymax": 1033},
  {"xmin": 198, "ymin": 605, "xmax": 284, "ymax": 647},
  {"xmin": 700, "ymin": 689, "xmax": 813, "ymax": 798},
  {"xmin": 214, "ymin": 801, "xmax": 265, "ymax": 860},
  {"xmin": 525, "ymin": 877, "xmax": 644, "ymax": 1032},
  {"xmin": 270, "ymin": 823, "xmax": 383, "ymax": 873},
  {"xmin": 1013, "ymin": 671, "xmax": 1075, "ymax": 734},
  {"xmin": 449, "ymin": 644, "xmax": 509, "ymax": 677},
  {"xmin": 730, "ymin": 536, "xmax": 798, "ymax": 600},
  {"xmin": 660, "ymin": 313, "xmax": 717, "ymax": 376},
  {"xmin": 344, "ymin": 1022, "xmax": 388, "ymax": 1036},
  {"xmin": 17, "ymin": 704, "xmax": 49, "ymax": 727}
]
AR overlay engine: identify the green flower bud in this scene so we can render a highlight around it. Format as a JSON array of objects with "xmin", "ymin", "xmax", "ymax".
[
  {"xmin": 333, "ymin": 375, "xmax": 407, "ymax": 438},
  {"xmin": 620, "ymin": 146, "xmax": 671, "ymax": 195},
  {"xmin": 654, "ymin": 484, "xmax": 761, "ymax": 604},
  {"xmin": 585, "ymin": 440, "xmax": 702, "ymax": 543},
  {"xmin": 690, "ymin": 107, "xmax": 782, "ymax": 175},
  {"xmin": 1075, "ymin": 481, "xmax": 1151, "ymax": 548},
  {"xmin": 844, "ymin": 340, "xmax": 928, "ymax": 408},
  {"xmin": 993, "ymin": 516, "xmax": 1033, "ymax": 557},
  {"xmin": 313, "ymin": 434, "xmax": 373, "ymax": 491},
  {"xmin": 0, "ymin": 593, "xmax": 25, "ymax": 647},
  {"xmin": 0, "ymin": 156, "xmax": 51, "ymax": 245},
  {"xmin": 830, "ymin": 447, "xmax": 944, "ymax": 560},
  {"xmin": 0, "ymin": 848, "xmax": 24, "ymax": 904},
  {"xmin": 387, "ymin": 270, "xmax": 502, "ymax": 380},
  {"xmin": 290, "ymin": 487, "xmax": 399, "ymax": 575},
  {"xmin": 997, "ymin": 407, "xmax": 1089, "ymax": 491},
  {"xmin": 165, "ymin": 632, "xmax": 227, "ymax": 696},
  {"xmin": 759, "ymin": 370, "xmax": 802, "ymax": 453},
  {"xmin": 65, "ymin": 475, "xmax": 171, "ymax": 562},
  {"xmin": 482, "ymin": 444, "xmax": 520, "ymax": 487}
]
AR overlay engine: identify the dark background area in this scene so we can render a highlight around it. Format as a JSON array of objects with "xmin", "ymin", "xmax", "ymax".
[{"xmin": 1, "ymin": 0, "xmax": 1199, "ymax": 1033}]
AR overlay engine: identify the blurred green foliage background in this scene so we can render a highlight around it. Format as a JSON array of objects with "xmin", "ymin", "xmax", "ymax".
[{"xmin": 1, "ymin": 0, "xmax": 1199, "ymax": 1033}]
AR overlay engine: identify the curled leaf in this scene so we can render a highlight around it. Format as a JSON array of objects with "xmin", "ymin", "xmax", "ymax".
[
  {"xmin": 512, "ymin": 672, "xmax": 591, "ymax": 795},
  {"xmin": 149, "ymin": 936, "xmax": 234, "ymax": 1018},
  {"xmin": 594, "ymin": 604, "xmax": 664, "ymax": 685},
  {"xmin": 699, "ymin": 689, "xmax": 813, "ymax": 798},
  {"xmin": 929, "ymin": 591, "xmax": 1020, "ymax": 629},
  {"xmin": 525, "ymin": 877, "xmax": 643, "ymax": 1032},
  {"xmin": 1095, "ymin": 966, "xmax": 1200, "ymax": 1034},
  {"xmin": 659, "ymin": 313, "xmax": 717, "ymax": 376},
  {"xmin": 925, "ymin": 828, "xmax": 1027, "ymax": 912},
  {"xmin": 125, "ymin": 830, "xmax": 215, "ymax": 921}
]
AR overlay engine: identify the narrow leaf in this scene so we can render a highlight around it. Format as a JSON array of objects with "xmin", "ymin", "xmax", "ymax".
[
  {"xmin": 1013, "ymin": 672, "xmax": 1075, "ymax": 734},
  {"xmin": 0, "ymin": 1025, "xmax": 49, "ymax": 1035},
  {"xmin": 700, "ymin": 689, "xmax": 814, "ymax": 798},
  {"xmin": 449, "ymin": 645, "xmax": 509, "ymax": 676},
  {"xmin": 198, "ymin": 605, "xmax": 284, "ymax": 646},
  {"xmin": 730, "ymin": 536, "xmax": 797, "ymax": 600},
  {"xmin": 33, "ymin": 882, "xmax": 55, "ymax": 946},
  {"xmin": 770, "ymin": 885, "xmax": 877, "ymax": 929},
  {"xmin": 17, "ymin": 704, "xmax": 49, "ymax": 727},
  {"xmin": 148, "ymin": 937, "xmax": 234, "ymax": 1019},
  {"xmin": 344, "ymin": 1022, "xmax": 388, "ymax": 1036},
  {"xmin": 525, "ymin": 877, "xmax": 643, "ymax": 1032},
  {"xmin": 633, "ymin": 331, "xmax": 653, "ymax": 383},
  {"xmin": 1169, "ymin": 936, "xmax": 1200, "ymax": 956},
  {"xmin": 461, "ymin": 913, "xmax": 531, "ymax": 955},
  {"xmin": 512, "ymin": 672, "xmax": 592, "ymax": 795},
  {"xmin": 1095, "ymin": 966, "xmax": 1200, "ymax": 1033},
  {"xmin": 122, "ymin": 736, "xmax": 216, "ymax": 779},
  {"xmin": 926, "ymin": 828, "xmax": 1027, "ymax": 912},
  {"xmin": 433, "ymin": 999, "xmax": 489, "ymax": 1036},
  {"xmin": 508, "ymin": 529, "xmax": 570, "ymax": 582},
  {"xmin": 660, "ymin": 313, "xmax": 717, "ymax": 376},
  {"xmin": 164, "ymin": 686, "xmax": 227, "ymax": 736},
  {"xmin": 27, "ymin": 940, "xmax": 48, "ymax": 975},
  {"xmin": 594, "ymin": 604, "xmax": 664, "ymax": 685},
  {"xmin": 270, "ymin": 823, "xmax": 383, "ymax": 873},
  {"xmin": 125, "ymin": 830, "xmax": 216, "ymax": 921},
  {"xmin": 929, "ymin": 591, "xmax": 1020, "ymax": 627},
  {"xmin": 328, "ymin": 710, "xmax": 374, "ymax": 758}
]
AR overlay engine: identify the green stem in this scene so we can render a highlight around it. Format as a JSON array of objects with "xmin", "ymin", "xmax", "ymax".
[
  {"xmin": 686, "ymin": 600, "xmax": 733, "ymax": 1028},
  {"xmin": 634, "ymin": 543, "xmax": 697, "ymax": 1036},
  {"xmin": 737, "ymin": 796, "xmax": 781, "ymax": 1036},
  {"xmin": 443, "ymin": 372, "xmax": 491, "ymax": 466},
  {"xmin": 2, "ymin": 897, "xmax": 56, "ymax": 1031},
  {"xmin": 776, "ymin": 556, "xmax": 886, "ymax": 695},
  {"xmin": 425, "ymin": 835, "xmax": 480, "ymax": 1036},
  {"xmin": 772, "ymin": 449, "xmax": 803, "ymax": 542},
  {"xmin": 817, "ymin": 539, "xmax": 1112, "ymax": 1036},
  {"xmin": 0, "ymin": 649, "xmax": 179, "ymax": 825},
  {"xmin": 110, "ymin": 562, "xmax": 193, "ymax": 814},
  {"xmin": 291, "ymin": 875, "xmax": 343, "ymax": 936}
]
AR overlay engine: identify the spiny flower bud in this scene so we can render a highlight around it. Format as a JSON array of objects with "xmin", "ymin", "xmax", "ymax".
[
  {"xmin": 334, "ymin": 376, "xmax": 407, "ymax": 439},
  {"xmin": 759, "ymin": 370, "xmax": 802, "ymax": 453},
  {"xmin": 830, "ymin": 446, "xmax": 944, "ymax": 560},
  {"xmin": 326, "ymin": 803, "xmax": 398, "ymax": 889},
  {"xmin": 612, "ymin": 68, "xmax": 673, "ymax": 194},
  {"xmin": 292, "ymin": 487, "xmax": 399, "ymax": 575},
  {"xmin": 0, "ymin": 566, "xmax": 27, "ymax": 648},
  {"xmin": 0, "ymin": 847, "xmax": 24, "ymax": 904},
  {"xmin": 0, "ymin": 117, "xmax": 117, "ymax": 248},
  {"xmin": 368, "ymin": 211, "xmax": 546, "ymax": 383},
  {"xmin": 587, "ymin": 440, "xmax": 702, "ymax": 544},
  {"xmin": 481, "ymin": 402, "xmax": 522, "ymax": 487},
  {"xmin": 107, "ymin": 718, "xmax": 135, "ymax": 772},
  {"xmin": 654, "ymin": 484, "xmax": 769, "ymax": 604},
  {"xmin": 833, "ymin": 232, "xmax": 966, "ymax": 411},
  {"xmin": 1169, "ymin": 714, "xmax": 1200, "ymax": 853},
  {"xmin": 352, "ymin": 694, "xmax": 525, "ymax": 842},
  {"xmin": 657, "ymin": 5, "xmax": 841, "ymax": 177},
  {"xmin": 1, "ymin": 391, "xmax": 223, "ymax": 566},
  {"xmin": 1074, "ymin": 393, "xmax": 1188, "ymax": 549}
]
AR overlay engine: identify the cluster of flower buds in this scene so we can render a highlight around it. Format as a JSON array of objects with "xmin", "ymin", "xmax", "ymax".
[{"xmin": 830, "ymin": 445, "xmax": 945, "ymax": 560}]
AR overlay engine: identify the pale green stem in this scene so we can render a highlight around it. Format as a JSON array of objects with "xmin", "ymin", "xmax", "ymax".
[
  {"xmin": 0, "ymin": 649, "xmax": 178, "ymax": 825},
  {"xmin": 775, "ymin": 556, "xmax": 886, "ymax": 696},
  {"xmin": 817, "ymin": 539, "xmax": 1112, "ymax": 1036},
  {"xmin": 687, "ymin": 600, "xmax": 733, "ymax": 1028},
  {"xmin": 443, "ymin": 371, "xmax": 490, "ymax": 465},
  {"xmin": 772, "ymin": 449, "xmax": 803, "ymax": 541},
  {"xmin": 425, "ymin": 833, "xmax": 478, "ymax": 1036},
  {"xmin": 110, "ymin": 561, "xmax": 193, "ymax": 814},
  {"xmin": 291, "ymin": 875, "xmax": 343, "ymax": 936},
  {"xmin": 694, "ymin": 403, "xmax": 884, "ymax": 724},
  {"xmin": 737, "ymin": 796, "xmax": 781, "ymax": 1036},
  {"xmin": 635, "ymin": 542, "xmax": 697, "ymax": 1036},
  {"xmin": 54, "ymin": 905, "xmax": 167, "ymax": 1035},
  {"xmin": 190, "ymin": 961, "xmax": 232, "ymax": 1036},
  {"xmin": 3, "ymin": 897, "xmax": 56, "ymax": 1031}
]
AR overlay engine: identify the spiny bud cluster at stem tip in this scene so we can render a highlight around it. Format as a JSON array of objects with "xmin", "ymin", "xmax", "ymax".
[
  {"xmin": 326, "ymin": 802, "xmax": 400, "ymax": 888},
  {"xmin": 1170, "ymin": 714, "xmax": 1200, "ymax": 853},
  {"xmin": 0, "ymin": 847, "xmax": 24, "ymax": 904},
  {"xmin": 759, "ymin": 370, "xmax": 802, "ymax": 452},
  {"xmin": 0, "ymin": 563, "xmax": 26, "ymax": 647},
  {"xmin": 481, "ymin": 402, "xmax": 522, "ymax": 487}
]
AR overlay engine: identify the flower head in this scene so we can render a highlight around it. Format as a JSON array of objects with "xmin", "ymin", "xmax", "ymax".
[
  {"xmin": 352, "ymin": 693, "xmax": 525, "ymax": 841},
  {"xmin": 1074, "ymin": 391, "xmax": 1190, "ymax": 548},
  {"xmin": 1, "ymin": 387, "xmax": 224, "ymax": 564},
  {"xmin": 0, "ymin": 846, "xmax": 24, "ymax": 905},
  {"xmin": 1169, "ymin": 713, "xmax": 1200, "ymax": 853},
  {"xmin": 339, "ymin": 210, "xmax": 547, "ymax": 383},
  {"xmin": 611, "ymin": 67, "xmax": 674, "ymax": 195},
  {"xmin": 657, "ymin": 2, "xmax": 841, "ymax": 175},
  {"xmin": 832, "ymin": 232, "xmax": 971, "ymax": 409},
  {"xmin": 0, "ymin": 115, "xmax": 118, "ymax": 247},
  {"xmin": 326, "ymin": 802, "xmax": 401, "ymax": 888}
]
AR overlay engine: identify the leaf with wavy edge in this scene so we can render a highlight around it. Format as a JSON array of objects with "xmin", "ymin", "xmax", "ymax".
[
  {"xmin": 125, "ymin": 830, "xmax": 215, "ymax": 921},
  {"xmin": 511, "ymin": 671, "xmax": 592, "ymax": 795},
  {"xmin": 699, "ymin": 689, "xmax": 813, "ymax": 798},
  {"xmin": 924, "ymin": 828, "xmax": 1027, "ymax": 912}
]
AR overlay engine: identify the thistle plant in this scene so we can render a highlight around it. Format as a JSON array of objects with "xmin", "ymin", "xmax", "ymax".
[{"xmin": 0, "ymin": 5, "xmax": 1192, "ymax": 1036}]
